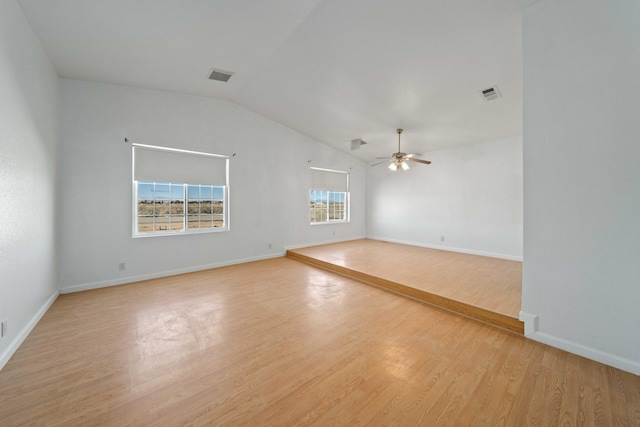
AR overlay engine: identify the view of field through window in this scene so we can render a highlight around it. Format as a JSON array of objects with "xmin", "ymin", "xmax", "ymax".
[
  {"xmin": 310, "ymin": 190, "xmax": 346, "ymax": 223},
  {"xmin": 137, "ymin": 182, "xmax": 224, "ymax": 233}
]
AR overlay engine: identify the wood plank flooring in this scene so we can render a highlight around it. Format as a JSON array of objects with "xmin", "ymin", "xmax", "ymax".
[
  {"xmin": 1, "ymin": 257, "xmax": 639, "ymax": 426},
  {"xmin": 288, "ymin": 239, "xmax": 524, "ymax": 333}
]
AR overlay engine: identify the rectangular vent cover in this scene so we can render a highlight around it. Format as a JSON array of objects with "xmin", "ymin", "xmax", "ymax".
[
  {"xmin": 480, "ymin": 86, "xmax": 501, "ymax": 101},
  {"xmin": 351, "ymin": 138, "xmax": 367, "ymax": 150},
  {"xmin": 208, "ymin": 68, "xmax": 234, "ymax": 82}
]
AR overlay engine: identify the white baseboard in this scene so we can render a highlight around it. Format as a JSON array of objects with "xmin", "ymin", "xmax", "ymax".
[
  {"xmin": 528, "ymin": 331, "xmax": 640, "ymax": 376},
  {"xmin": 284, "ymin": 235, "xmax": 367, "ymax": 251},
  {"xmin": 518, "ymin": 310, "xmax": 539, "ymax": 335},
  {"xmin": 519, "ymin": 310, "xmax": 639, "ymax": 376},
  {"xmin": 61, "ymin": 235, "xmax": 369, "ymax": 293},
  {"xmin": 0, "ymin": 289, "xmax": 59, "ymax": 372},
  {"xmin": 366, "ymin": 235, "xmax": 523, "ymax": 261},
  {"xmin": 59, "ymin": 252, "xmax": 285, "ymax": 294}
]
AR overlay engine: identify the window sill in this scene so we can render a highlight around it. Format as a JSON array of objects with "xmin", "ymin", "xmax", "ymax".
[
  {"xmin": 310, "ymin": 221, "xmax": 348, "ymax": 225},
  {"xmin": 133, "ymin": 227, "xmax": 228, "ymax": 238}
]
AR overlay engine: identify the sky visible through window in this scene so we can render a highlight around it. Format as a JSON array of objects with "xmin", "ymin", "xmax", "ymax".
[
  {"xmin": 138, "ymin": 182, "xmax": 224, "ymax": 199},
  {"xmin": 310, "ymin": 190, "xmax": 345, "ymax": 203}
]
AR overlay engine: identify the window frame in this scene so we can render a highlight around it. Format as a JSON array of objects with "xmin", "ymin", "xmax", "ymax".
[
  {"xmin": 309, "ymin": 167, "xmax": 350, "ymax": 225},
  {"xmin": 132, "ymin": 144, "xmax": 229, "ymax": 238}
]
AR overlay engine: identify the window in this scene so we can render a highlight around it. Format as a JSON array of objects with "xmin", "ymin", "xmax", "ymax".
[
  {"xmin": 137, "ymin": 182, "xmax": 185, "ymax": 233},
  {"xmin": 310, "ymin": 167, "xmax": 349, "ymax": 224},
  {"xmin": 187, "ymin": 184, "xmax": 225, "ymax": 229},
  {"xmin": 133, "ymin": 144, "xmax": 228, "ymax": 236}
]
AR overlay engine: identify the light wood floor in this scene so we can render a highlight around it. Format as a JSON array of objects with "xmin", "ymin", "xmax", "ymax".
[
  {"xmin": 288, "ymin": 239, "xmax": 523, "ymax": 333},
  {"xmin": 1, "ymin": 257, "xmax": 638, "ymax": 426}
]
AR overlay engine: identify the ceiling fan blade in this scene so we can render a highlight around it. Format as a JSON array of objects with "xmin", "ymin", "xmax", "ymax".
[
  {"xmin": 375, "ymin": 157, "xmax": 392, "ymax": 159},
  {"xmin": 407, "ymin": 158, "xmax": 432, "ymax": 165},
  {"xmin": 371, "ymin": 159, "xmax": 391, "ymax": 166},
  {"xmin": 406, "ymin": 153, "xmax": 422, "ymax": 158}
]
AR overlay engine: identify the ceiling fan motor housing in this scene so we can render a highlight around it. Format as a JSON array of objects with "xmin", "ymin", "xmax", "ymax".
[{"xmin": 371, "ymin": 128, "xmax": 431, "ymax": 168}]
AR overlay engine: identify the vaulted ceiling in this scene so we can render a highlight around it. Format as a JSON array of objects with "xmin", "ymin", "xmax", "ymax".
[{"xmin": 18, "ymin": 0, "xmax": 538, "ymax": 161}]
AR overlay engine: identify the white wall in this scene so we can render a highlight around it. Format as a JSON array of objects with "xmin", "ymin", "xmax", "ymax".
[
  {"xmin": 58, "ymin": 80, "xmax": 366, "ymax": 292},
  {"xmin": 0, "ymin": 0, "xmax": 60, "ymax": 368},
  {"xmin": 367, "ymin": 137, "xmax": 523, "ymax": 260},
  {"xmin": 521, "ymin": 0, "xmax": 640, "ymax": 374}
]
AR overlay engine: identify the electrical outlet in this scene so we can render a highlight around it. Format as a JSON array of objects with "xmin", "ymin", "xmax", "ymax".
[
  {"xmin": 440, "ymin": 236, "xmax": 445, "ymax": 242},
  {"xmin": 118, "ymin": 262, "xmax": 126, "ymax": 271},
  {"xmin": 268, "ymin": 243, "xmax": 272, "ymax": 249},
  {"xmin": 1, "ymin": 320, "xmax": 7, "ymax": 338}
]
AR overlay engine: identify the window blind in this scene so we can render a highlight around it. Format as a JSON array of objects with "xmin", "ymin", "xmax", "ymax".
[
  {"xmin": 133, "ymin": 144, "xmax": 228, "ymax": 185},
  {"xmin": 310, "ymin": 167, "xmax": 349, "ymax": 192}
]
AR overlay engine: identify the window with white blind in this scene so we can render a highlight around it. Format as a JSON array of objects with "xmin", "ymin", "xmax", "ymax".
[
  {"xmin": 132, "ymin": 143, "xmax": 229, "ymax": 236},
  {"xmin": 309, "ymin": 167, "xmax": 349, "ymax": 224}
]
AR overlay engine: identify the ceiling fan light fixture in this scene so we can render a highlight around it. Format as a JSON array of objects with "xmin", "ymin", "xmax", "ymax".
[{"xmin": 371, "ymin": 128, "xmax": 431, "ymax": 171}]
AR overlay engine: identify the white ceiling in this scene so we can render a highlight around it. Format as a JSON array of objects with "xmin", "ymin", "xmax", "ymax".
[{"xmin": 18, "ymin": 0, "xmax": 538, "ymax": 162}]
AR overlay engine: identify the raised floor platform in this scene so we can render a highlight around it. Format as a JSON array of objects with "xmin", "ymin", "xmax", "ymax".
[{"xmin": 287, "ymin": 239, "xmax": 524, "ymax": 334}]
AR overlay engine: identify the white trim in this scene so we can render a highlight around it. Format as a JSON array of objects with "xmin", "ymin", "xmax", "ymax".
[
  {"xmin": 133, "ymin": 182, "xmax": 229, "ymax": 237},
  {"xmin": 525, "ymin": 331, "xmax": 640, "ymax": 376},
  {"xmin": 310, "ymin": 220, "xmax": 348, "ymax": 226},
  {"xmin": 366, "ymin": 236, "xmax": 523, "ymax": 261},
  {"xmin": 520, "ymin": 310, "xmax": 639, "ymax": 375},
  {"xmin": 59, "ymin": 253, "xmax": 284, "ymax": 294},
  {"xmin": 132, "ymin": 226, "xmax": 228, "ymax": 238},
  {"xmin": 309, "ymin": 166, "xmax": 349, "ymax": 175},
  {"xmin": 0, "ymin": 290, "xmax": 59, "ymax": 372},
  {"xmin": 309, "ymin": 190, "xmax": 349, "ymax": 224},
  {"xmin": 131, "ymin": 142, "xmax": 229, "ymax": 159},
  {"xmin": 518, "ymin": 310, "xmax": 539, "ymax": 336},
  {"xmin": 284, "ymin": 236, "xmax": 367, "ymax": 251}
]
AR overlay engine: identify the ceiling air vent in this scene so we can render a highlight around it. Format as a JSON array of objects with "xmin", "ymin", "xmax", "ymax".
[
  {"xmin": 480, "ymin": 86, "xmax": 501, "ymax": 101},
  {"xmin": 351, "ymin": 138, "xmax": 367, "ymax": 150},
  {"xmin": 208, "ymin": 68, "xmax": 235, "ymax": 82}
]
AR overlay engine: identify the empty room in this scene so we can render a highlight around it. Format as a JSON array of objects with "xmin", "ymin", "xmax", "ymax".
[{"xmin": 1, "ymin": 0, "xmax": 639, "ymax": 425}]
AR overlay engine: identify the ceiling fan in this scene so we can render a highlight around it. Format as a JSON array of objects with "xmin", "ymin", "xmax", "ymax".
[{"xmin": 371, "ymin": 129, "xmax": 431, "ymax": 171}]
